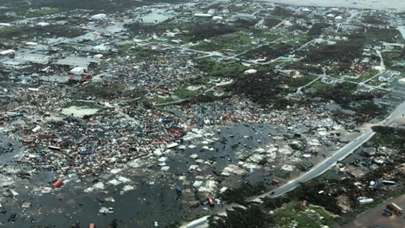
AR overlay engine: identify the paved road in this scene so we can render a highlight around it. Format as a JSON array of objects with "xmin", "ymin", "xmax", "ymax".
[
  {"xmin": 262, "ymin": 129, "xmax": 376, "ymax": 198},
  {"xmin": 182, "ymin": 100, "xmax": 405, "ymax": 228},
  {"xmin": 182, "ymin": 130, "xmax": 377, "ymax": 228},
  {"xmin": 261, "ymin": 100, "xmax": 405, "ymax": 199}
]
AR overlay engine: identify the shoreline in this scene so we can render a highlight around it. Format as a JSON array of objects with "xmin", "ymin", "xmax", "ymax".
[{"xmin": 262, "ymin": 0, "xmax": 405, "ymax": 11}]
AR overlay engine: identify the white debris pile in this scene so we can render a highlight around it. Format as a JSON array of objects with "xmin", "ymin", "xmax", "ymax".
[{"xmin": 91, "ymin": 13, "xmax": 108, "ymax": 20}]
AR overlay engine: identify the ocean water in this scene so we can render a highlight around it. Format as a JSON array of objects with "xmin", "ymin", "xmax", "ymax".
[{"xmin": 265, "ymin": 0, "xmax": 405, "ymax": 11}]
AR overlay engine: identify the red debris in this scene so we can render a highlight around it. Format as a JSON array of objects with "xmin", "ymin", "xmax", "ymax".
[
  {"xmin": 80, "ymin": 73, "xmax": 92, "ymax": 83},
  {"xmin": 168, "ymin": 128, "xmax": 184, "ymax": 139},
  {"xmin": 52, "ymin": 179, "xmax": 64, "ymax": 188}
]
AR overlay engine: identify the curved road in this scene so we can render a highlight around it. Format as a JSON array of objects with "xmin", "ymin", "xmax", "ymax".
[
  {"xmin": 263, "ymin": 129, "xmax": 375, "ymax": 198},
  {"xmin": 182, "ymin": 100, "xmax": 405, "ymax": 228},
  {"xmin": 261, "ymin": 100, "xmax": 405, "ymax": 199}
]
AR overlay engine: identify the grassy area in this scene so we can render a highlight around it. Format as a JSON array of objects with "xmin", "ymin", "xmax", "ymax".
[
  {"xmin": 0, "ymin": 6, "xmax": 60, "ymax": 21},
  {"xmin": 182, "ymin": 22, "xmax": 238, "ymax": 42},
  {"xmin": 195, "ymin": 59, "xmax": 247, "ymax": 78},
  {"xmin": 284, "ymin": 33, "xmax": 311, "ymax": 47},
  {"xmin": 118, "ymin": 44, "xmax": 164, "ymax": 61},
  {"xmin": 354, "ymin": 69, "xmax": 380, "ymax": 82},
  {"xmin": 193, "ymin": 30, "xmax": 281, "ymax": 52},
  {"xmin": 0, "ymin": 27, "xmax": 21, "ymax": 39},
  {"xmin": 152, "ymin": 76, "xmax": 233, "ymax": 106},
  {"xmin": 273, "ymin": 201, "xmax": 337, "ymax": 228},
  {"xmin": 78, "ymin": 81, "xmax": 145, "ymax": 100},
  {"xmin": 23, "ymin": 7, "xmax": 60, "ymax": 17},
  {"xmin": 193, "ymin": 31, "xmax": 253, "ymax": 52},
  {"xmin": 308, "ymin": 81, "xmax": 359, "ymax": 103},
  {"xmin": 382, "ymin": 49, "xmax": 405, "ymax": 71},
  {"xmin": 363, "ymin": 27, "xmax": 403, "ymax": 43},
  {"xmin": 241, "ymin": 43, "xmax": 292, "ymax": 60},
  {"xmin": 173, "ymin": 86, "xmax": 202, "ymax": 99},
  {"xmin": 285, "ymin": 74, "xmax": 318, "ymax": 89},
  {"xmin": 306, "ymin": 80, "xmax": 385, "ymax": 121},
  {"xmin": 309, "ymin": 80, "xmax": 333, "ymax": 93},
  {"xmin": 236, "ymin": 35, "xmax": 296, "ymax": 60},
  {"xmin": 0, "ymin": 24, "xmax": 84, "ymax": 39},
  {"xmin": 305, "ymin": 39, "xmax": 363, "ymax": 69}
]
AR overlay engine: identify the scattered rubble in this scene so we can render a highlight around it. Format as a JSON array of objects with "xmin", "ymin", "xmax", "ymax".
[{"xmin": 0, "ymin": 0, "xmax": 404, "ymax": 227}]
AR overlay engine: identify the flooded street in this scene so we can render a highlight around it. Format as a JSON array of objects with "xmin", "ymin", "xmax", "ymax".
[
  {"xmin": 5, "ymin": 177, "xmax": 183, "ymax": 227},
  {"xmin": 0, "ymin": 123, "xmax": 283, "ymax": 227},
  {"xmin": 2, "ymin": 0, "xmax": 405, "ymax": 227}
]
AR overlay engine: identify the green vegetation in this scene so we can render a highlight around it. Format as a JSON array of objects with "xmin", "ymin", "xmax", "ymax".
[
  {"xmin": 231, "ymin": 70, "xmax": 299, "ymax": 108},
  {"xmin": 362, "ymin": 15, "xmax": 388, "ymax": 25},
  {"xmin": 308, "ymin": 80, "xmax": 385, "ymax": 121},
  {"xmin": 372, "ymin": 126, "xmax": 405, "ymax": 149},
  {"xmin": 221, "ymin": 182, "xmax": 266, "ymax": 204},
  {"xmin": 78, "ymin": 81, "xmax": 145, "ymax": 99},
  {"xmin": 0, "ymin": 24, "xmax": 84, "ymax": 39},
  {"xmin": 118, "ymin": 45, "xmax": 163, "ymax": 61},
  {"xmin": 308, "ymin": 23, "xmax": 330, "ymax": 37},
  {"xmin": 152, "ymin": 75, "xmax": 234, "ymax": 106},
  {"xmin": 193, "ymin": 31, "xmax": 252, "ymax": 52},
  {"xmin": 125, "ymin": 22, "xmax": 162, "ymax": 35},
  {"xmin": 287, "ymin": 62, "xmax": 324, "ymax": 74},
  {"xmin": 355, "ymin": 69, "xmax": 379, "ymax": 82},
  {"xmin": 0, "ymin": 27, "xmax": 21, "ymax": 39},
  {"xmin": 305, "ymin": 27, "xmax": 401, "ymax": 74},
  {"xmin": 310, "ymin": 81, "xmax": 357, "ymax": 102},
  {"xmin": 272, "ymin": 201, "xmax": 337, "ymax": 228},
  {"xmin": 186, "ymin": 22, "xmax": 237, "ymax": 41},
  {"xmin": 305, "ymin": 40, "xmax": 364, "ymax": 72},
  {"xmin": 382, "ymin": 49, "xmax": 405, "ymax": 71},
  {"xmin": 272, "ymin": 6, "xmax": 294, "ymax": 17},
  {"xmin": 126, "ymin": 20, "xmax": 188, "ymax": 37},
  {"xmin": 263, "ymin": 17, "xmax": 282, "ymax": 27},
  {"xmin": 0, "ymin": 6, "xmax": 60, "ymax": 21},
  {"xmin": 193, "ymin": 30, "xmax": 281, "ymax": 52},
  {"xmin": 195, "ymin": 59, "xmax": 247, "ymax": 78},
  {"xmin": 173, "ymin": 86, "xmax": 202, "ymax": 99},
  {"xmin": 32, "ymin": 0, "xmax": 150, "ymax": 12},
  {"xmin": 360, "ymin": 27, "xmax": 403, "ymax": 43},
  {"xmin": 285, "ymin": 74, "xmax": 317, "ymax": 89},
  {"xmin": 309, "ymin": 81, "xmax": 360, "ymax": 102},
  {"xmin": 0, "ymin": 13, "xmax": 17, "ymax": 22},
  {"xmin": 241, "ymin": 43, "xmax": 292, "ymax": 60},
  {"xmin": 285, "ymin": 33, "xmax": 311, "ymax": 47},
  {"xmin": 23, "ymin": 7, "xmax": 60, "ymax": 17},
  {"xmin": 210, "ymin": 205, "xmax": 267, "ymax": 228}
]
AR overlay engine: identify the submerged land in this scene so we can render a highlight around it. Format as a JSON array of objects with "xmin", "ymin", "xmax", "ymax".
[{"xmin": 1, "ymin": 0, "xmax": 405, "ymax": 227}]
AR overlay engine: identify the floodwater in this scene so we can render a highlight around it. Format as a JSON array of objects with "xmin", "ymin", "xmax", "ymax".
[
  {"xmin": 265, "ymin": 0, "xmax": 405, "ymax": 10},
  {"xmin": 0, "ymin": 134, "xmax": 24, "ymax": 166},
  {"xmin": 4, "ymin": 176, "xmax": 184, "ymax": 228},
  {"xmin": 0, "ymin": 124, "xmax": 279, "ymax": 227}
]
